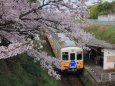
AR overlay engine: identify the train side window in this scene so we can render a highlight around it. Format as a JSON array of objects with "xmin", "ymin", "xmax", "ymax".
[
  {"xmin": 77, "ymin": 51, "xmax": 82, "ymax": 60},
  {"xmin": 62, "ymin": 52, "xmax": 68, "ymax": 61}
]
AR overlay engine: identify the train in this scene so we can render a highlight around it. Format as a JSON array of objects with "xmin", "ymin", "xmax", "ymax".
[{"xmin": 46, "ymin": 32, "xmax": 84, "ymax": 72}]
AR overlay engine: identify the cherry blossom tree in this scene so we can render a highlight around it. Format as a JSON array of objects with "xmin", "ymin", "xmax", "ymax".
[
  {"xmin": 0, "ymin": 0, "xmax": 101, "ymax": 79},
  {"xmin": 27, "ymin": 49, "xmax": 61, "ymax": 80}
]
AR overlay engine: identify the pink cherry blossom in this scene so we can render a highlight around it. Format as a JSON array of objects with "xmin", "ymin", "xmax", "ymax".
[{"xmin": 0, "ymin": 0, "xmax": 101, "ymax": 79}]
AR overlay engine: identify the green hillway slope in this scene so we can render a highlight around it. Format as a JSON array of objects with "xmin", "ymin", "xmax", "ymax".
[
  {"xmin": 84, "ymin": 24, "xmax": 115, "ymax": 44},
  {"xmin": 0, "ymin": 53, "xmax": 58, "ymax": 86}
]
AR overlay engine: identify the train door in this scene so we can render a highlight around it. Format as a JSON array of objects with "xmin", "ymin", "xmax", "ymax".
[
  {"xmin": 70, "ymin": 53, "xmax": 75, "ymax": 60},
  {"xmin": 69, "ymin": 52, "xmax": 77, "ymax": 70}
]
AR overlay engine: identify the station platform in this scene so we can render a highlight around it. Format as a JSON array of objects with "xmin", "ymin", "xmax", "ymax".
[{"xmin": 84, "ymin": 61, "xmax": 115, "ymax": 85}]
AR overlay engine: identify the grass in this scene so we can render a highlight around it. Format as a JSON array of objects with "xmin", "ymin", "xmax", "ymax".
[
  {"xmin": 84, "ymin": 24, "xmax": 115, "ymax": 44},
  {"xmin": 0, "ymin": 53, "xmax": 58, "ymax": 86},
  {"xmin": 80, "ymin": 74, "xmax": 93, "ymax": 86}
]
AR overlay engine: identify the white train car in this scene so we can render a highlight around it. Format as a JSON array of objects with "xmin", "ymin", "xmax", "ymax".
[{"xmin": 47, "ymin": 32, "xmax": 84, "ymax": 71}]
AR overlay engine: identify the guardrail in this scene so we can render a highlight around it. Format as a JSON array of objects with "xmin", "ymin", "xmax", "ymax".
[
  {"xmin": 101, "ymin": 72, "xmax": 115, "ymax": 81},
  {"xmin": 85, "ymin": 65, "xmax": 115, "ymax": 82}
]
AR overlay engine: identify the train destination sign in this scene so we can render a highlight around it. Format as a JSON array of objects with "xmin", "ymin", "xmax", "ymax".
[{"xmin": 107, "ymin": 56, "xmax": 115, "ymax": 62}]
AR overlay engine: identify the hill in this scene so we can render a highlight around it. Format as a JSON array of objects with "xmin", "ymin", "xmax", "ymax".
[{"xmin": 84, "ymin": 24, "xmax": 115, "ymax": 44}]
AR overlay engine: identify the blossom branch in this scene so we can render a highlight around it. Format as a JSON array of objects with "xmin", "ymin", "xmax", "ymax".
[{"xmin": 19, "ymin": 0, "xmax": 62, "ymax": 19}]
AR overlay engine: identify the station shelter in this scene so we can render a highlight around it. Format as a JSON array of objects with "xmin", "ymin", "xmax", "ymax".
[{"xmin": 86, "ymin": 39, "xmax": 115, "ymax": 70}]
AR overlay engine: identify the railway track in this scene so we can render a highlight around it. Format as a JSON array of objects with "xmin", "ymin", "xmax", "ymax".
[{"xmin": 59, "ymin": 74, "xmax": 84, "ymax": 86}]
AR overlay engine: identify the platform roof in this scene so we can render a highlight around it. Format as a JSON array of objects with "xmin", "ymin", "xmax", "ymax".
[{"xmin": 87, "ymin": 38, "xmax": 115, "ymax": 49}]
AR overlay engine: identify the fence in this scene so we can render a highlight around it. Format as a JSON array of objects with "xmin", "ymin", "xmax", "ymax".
[
  {"xmin": 85, "ymin": 66, "xmax": 115, "ymax": 82},
  {"xmin": 87, "ymin": 19, "xmax": 115, "ymax": 25},
  {"xmin": 100, "ymin": 72, "xmax": 115, "ymax": 81}
]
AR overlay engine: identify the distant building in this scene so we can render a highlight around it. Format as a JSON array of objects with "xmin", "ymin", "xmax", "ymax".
[
  {"xmin": 98, "ymin": 14, "xmax": 115, "ymax": 21},
  {"xmin": 86, "ymin": 0, "xmax": 115, "ymax": 5},
  {"xmin": 102, "ymin": 0, "xmax": 115, "ymax": 2},
  {"xmin": 93, "ymin": 0, "xmax": 115, "ymax": 3}
]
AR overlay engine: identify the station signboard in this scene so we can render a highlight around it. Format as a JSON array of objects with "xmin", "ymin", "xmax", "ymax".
[{"xmin": 107, "ymin": 56, "xmax": 115, "ymax": 62}]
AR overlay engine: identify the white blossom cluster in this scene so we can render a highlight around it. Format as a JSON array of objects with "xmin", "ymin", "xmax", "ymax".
[
  {"xmin": 27, "ymin": 49, "xmax": 61, "ymax": 80},
  {"xmin": 0, "ymin": 41, "xmax": 33, "ymax": 59},
  {"xmin": 41, "ymin": 11, "xmax": 94, "ymax": 49},
  {"xmin": 0, "ymin": 31, "xmax": 26, "ymax": 43},
  {"xmin": 0, "ymin": 0, "xmax": 38, "ymax": 22},
  {"xmin": 0, "ymin": 0, "xmax": 101, "ymax": 80}
]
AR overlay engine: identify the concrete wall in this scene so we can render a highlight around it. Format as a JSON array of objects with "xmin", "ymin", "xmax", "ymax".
[
  {"xmin": 102, "ymin": 0, "xmax": 115, "ymax": 2},
  {"xmin": 98, "ymin": 15, "xmax": 115, "ymax": 22},
  {"xmin": 103, "ymin": 49, "xmax": 115, "ymax": 70}
]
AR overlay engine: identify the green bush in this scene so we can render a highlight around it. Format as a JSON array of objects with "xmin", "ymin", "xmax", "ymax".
[
  {"xmin": 89, "ymin": 2, "xmax": 114, "ymax": 19},
  {"xmin": 0, "ymin": 54, "xmax": 58, "ymax": 86}
]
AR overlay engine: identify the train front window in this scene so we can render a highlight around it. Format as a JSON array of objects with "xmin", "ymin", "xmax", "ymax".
[
  {"xmin": 62, "ymin": 52, "xmax": 68, "ymax": 61},
  {"xmin": 77, "ymin": 51, "xmax": 82, "ymax": 60},
  {"xmin": 70, "ymin": 53, "xmax": 75, "ymax": 60}
]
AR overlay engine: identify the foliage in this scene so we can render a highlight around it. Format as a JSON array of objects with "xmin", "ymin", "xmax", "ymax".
[
  {"xmin": 89, "ymin": 5, "xmax": 99, "ymax": 19},
  {"xmin": 84, "ymin": 24, "xmax": 115, "ymax": 44},
  {"xmin": 0, "ymin": 53, "xmax": 58, "ymax": 86},
  {"xmin": 111, "ymin": 1, "xmax": 115, "ymax": 13},
  {"xmin": 97, "ymin": 2, "xmax": 112, "ymax": 12},
  {"xmin": 89, "ymin": 2, "xmax": 114, "ymax": 19}
]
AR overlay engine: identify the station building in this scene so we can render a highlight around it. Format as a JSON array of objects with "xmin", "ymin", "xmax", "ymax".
[{"xmin": 86, "ymin": 38, "xmax": 115, "ymax": 70}]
